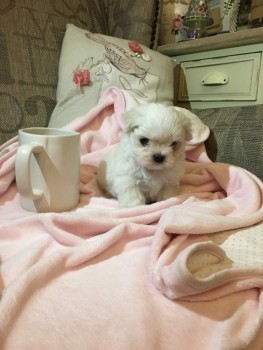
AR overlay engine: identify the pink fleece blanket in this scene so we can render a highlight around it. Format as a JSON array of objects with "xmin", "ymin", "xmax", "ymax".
[{"xmin": 1, "ymin": 87, "xmax": 263, "ymax": 350}]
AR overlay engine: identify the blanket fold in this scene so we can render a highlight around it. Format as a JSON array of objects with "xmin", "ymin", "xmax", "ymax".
[{"xmin": 151, "ymin": 160, "xmax": 263, "ymax": 301}]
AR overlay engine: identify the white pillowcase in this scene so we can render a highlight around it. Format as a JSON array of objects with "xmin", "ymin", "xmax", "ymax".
[{"xmin": 49, "ymin": 24, "xmax": 176, "ymax": 128}]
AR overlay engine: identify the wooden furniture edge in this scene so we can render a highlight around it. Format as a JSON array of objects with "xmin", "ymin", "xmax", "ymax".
[{"xmin": 157, "ymin": 27, "xmax": 263, "ymax": 56}]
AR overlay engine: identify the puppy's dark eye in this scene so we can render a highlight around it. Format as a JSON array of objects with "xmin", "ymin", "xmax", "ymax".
[
  {"xmin": 171, "ymin": 141, "xmax": 177, "ymax": 149},
  {"xmin": 140, "ymin": 137, "xmax": 149, "ymax": 146}
]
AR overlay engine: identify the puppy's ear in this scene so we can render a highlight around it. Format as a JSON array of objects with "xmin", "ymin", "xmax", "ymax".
[
  {"xmin": 182, "ymin": 119, "xmax": 193, "ymax": 142},
  {"xmin": 172, "ymin": 106, "xmax": 209, "ymax": 143},
  {"xmin": 168, "ymin": 106, "xmax": 193, "ymax": 142},
  {"xmin": 123, "ymin": 107, "xmax": 143, "ymax": 133}
]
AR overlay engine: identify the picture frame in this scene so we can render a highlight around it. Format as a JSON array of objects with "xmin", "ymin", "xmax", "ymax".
[{"xmin": 208, "ymin": 0, "xmax": 241, "ymax": 33}]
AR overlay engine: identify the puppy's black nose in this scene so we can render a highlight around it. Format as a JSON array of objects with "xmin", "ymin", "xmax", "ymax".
[{"xmin": 153, "ymin": 153, "xmax": 165, "ymax": 163}]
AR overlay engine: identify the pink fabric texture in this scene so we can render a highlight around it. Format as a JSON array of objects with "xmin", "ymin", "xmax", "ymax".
[{"xmin": 0, "ymin": 87, "xmax": 263, "ymax": 349}]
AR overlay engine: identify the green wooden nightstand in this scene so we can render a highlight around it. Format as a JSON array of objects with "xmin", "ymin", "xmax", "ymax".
[{"xmin": 158, "ymin": 27, "xmax": 263, "ymax": 109}]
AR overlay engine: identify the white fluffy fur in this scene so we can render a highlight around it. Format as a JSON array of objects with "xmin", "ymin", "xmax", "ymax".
[{"xmin": 97, "ymin": 103, "xmax": 191, "ymax": 208}]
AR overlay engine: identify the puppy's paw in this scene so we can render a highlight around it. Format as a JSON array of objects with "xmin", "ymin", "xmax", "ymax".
[
  {"xmin": 117, "ymin": 190, "xmax": 146, "ymax": 208},
  {"xmin": 159, "ymin": 185, "xmax": 180, "ymax": 201}
]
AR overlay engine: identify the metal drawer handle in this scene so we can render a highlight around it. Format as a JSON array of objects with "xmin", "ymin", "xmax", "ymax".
[{"xmin": 201, "ymin": 71, "xmax": 229, "ymax": 86}]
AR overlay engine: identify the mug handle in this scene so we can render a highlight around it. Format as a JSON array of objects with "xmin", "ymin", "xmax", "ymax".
[{"xmin": 15, "ymin": 142, "xmax": 45, "ymax": 200}]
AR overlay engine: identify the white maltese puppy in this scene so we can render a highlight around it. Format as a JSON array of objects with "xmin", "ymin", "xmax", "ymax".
[{"xmin": 97, "ymin": 103, "xmax": 191, "ymax": 208}]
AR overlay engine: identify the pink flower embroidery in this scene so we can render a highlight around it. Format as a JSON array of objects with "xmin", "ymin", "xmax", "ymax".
[
  {"xmin": 172, "ymin": 15, "xmax": 184, "ymax": 29},
  {"xmin": 171, "ymin": 15, "xmax": 185, "ymax": 34},
  {"xmin": 128, "ymin": 41, "xmax": 144, "ymax": 55},
  {"xmin": 73, "ymin": 69, "xmax": 91, "ymax": 90}
]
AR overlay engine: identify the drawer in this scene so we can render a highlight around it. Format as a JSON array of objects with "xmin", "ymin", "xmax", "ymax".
[{"xmin": 177, "ymin": 52, "xmax": 261, "ymax": 102}]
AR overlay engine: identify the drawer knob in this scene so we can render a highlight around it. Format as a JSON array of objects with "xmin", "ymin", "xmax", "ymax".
[{"xmin": 201, "ymin": 71, "xmax": 229, "ymax": 86}]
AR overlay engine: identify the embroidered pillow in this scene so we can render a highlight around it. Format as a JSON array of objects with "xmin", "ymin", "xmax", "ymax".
[{"xmin": 48, "ymin": 24, "xmax": 175, "ymax": 128}]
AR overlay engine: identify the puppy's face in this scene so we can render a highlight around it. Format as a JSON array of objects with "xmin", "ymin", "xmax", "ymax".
[{"xmin": 123, "ymin": 104, "xmax": 191, "ymax": 170}]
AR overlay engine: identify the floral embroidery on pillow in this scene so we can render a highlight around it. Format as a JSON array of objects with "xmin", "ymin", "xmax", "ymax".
[
  {"xmin": 128, "ymin": 41, "xmax": 144, "ymax": 54},
  {"xmin": 128, "ymin": 41, "xmax": 152, "ymax": 62},
  {"xmin": 73, "ymin": 69, "xmax": 91, "ymax": 92},
  {"xmin": 73, "ymin": 32, "xmax": 153, "ymax": 97}
]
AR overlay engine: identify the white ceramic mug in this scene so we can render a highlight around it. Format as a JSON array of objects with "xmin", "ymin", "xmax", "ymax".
[{"xmin": 15, "ymin": 127, "xmax": 80, "ymax": 212}]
